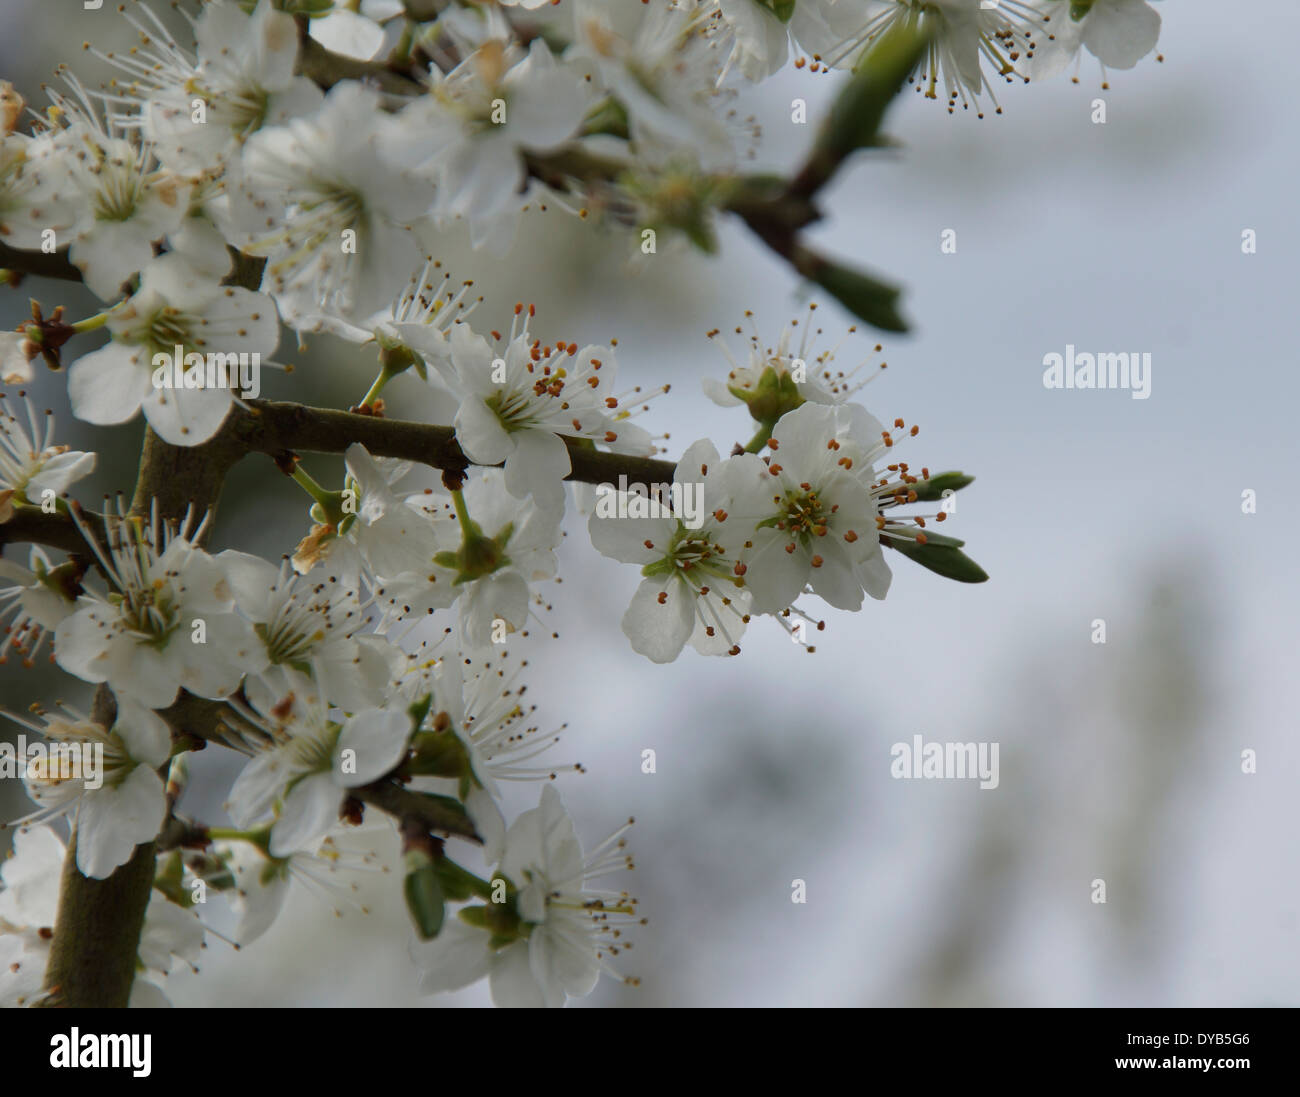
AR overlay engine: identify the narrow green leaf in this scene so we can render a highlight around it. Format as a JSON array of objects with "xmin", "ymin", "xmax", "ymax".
[
  {"xmin": 794, "ymin": 246, "xmax": 909, "ymax": 333},
  {"xmin": 889, "ymin": 539, "xmax": 989, "ymax": 583}
]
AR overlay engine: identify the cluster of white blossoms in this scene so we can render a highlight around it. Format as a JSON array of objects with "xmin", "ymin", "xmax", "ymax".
[{"xmin": 0, "ymin": 0, "xmax": 1162, "ymax": 1008}]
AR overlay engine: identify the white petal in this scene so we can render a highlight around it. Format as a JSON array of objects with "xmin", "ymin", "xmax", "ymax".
[
  {"xmin": 76, "ymin": 767, "xmax": 167, "ymax": 879},
  {"xmin": 454, "ymin": 396, "xmax": 514, "ymax": 466},
  {"xmin": 1084, "ymin": 0, "xmax": 1161, "ymax": 69},
  {"xmin": 270, "ymin": 772, "xmax": 341, "ymax": 856},
  {"xmin": 309, "ymin": 10, "xmax": 386, "ymax": 61},
  {"xmin": 412, "ymin": 918, "xmax": 491, "ymax": 994},
  {"xmin": 114, "ymin": 699, "xmax": 173, "ymax": 768},
  {"xmin": 531, "ymin": 920, "xmax": 599, "ymax": 1003},
  {"xmin": 488, "ymin": 939, "xmax": 547, "ymax": 1007},
  {"xmin": 66, "ymin": 343, "xmax": 152, "ymax": 426},
  {"xmin": 334, "ymin": 709, "xmax": 411, "ymax": 787},
  {"xmin": 141, "ymin": 384, "xmax": 234, "ymax": 446},
  {"xmin": 503, "ymin": 428, "xmax": 570, "ymax": 511},
  {"xmin": 622, "ymin": 574, "xmax": 694, "ymax": 664}
]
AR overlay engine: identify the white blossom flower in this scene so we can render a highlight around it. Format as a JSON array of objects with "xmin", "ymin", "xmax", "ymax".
[
  {"xmin": 0, "ymin": 825, "xmax": 196, "ymax": 1005},
  {"xmin": 221, "ymin": 829, "xmax": 383, "ymax": 946},
  {"xmin": 5, "ymin": 698, "xmax": 172, "ymax": 879},
  {"xmin": 294, "ymin": 256, "xmax": 480, "ymax": 379},
  {"xmin": 0, "ymin": 824, "xmax": 63, "ymax": 1006},
  {"xmin": 97, "ymin": 0, "xmax": 325, "ymax": 174},
  {"xmin": 136, "ymin": 890, "xmax": 204, "ymax": 981},
  {"xmin": 164, "ymin": 170, "xmax": 239, "ymax": 281},
  {"xmin": 1032, "ymin": 0, "xmax": 1162, "ymax": 74},
  {"xmin": 718, "ymin": 402, "xmax": 895, "ymax": 613},
  {"xmin": 705, "ymin": 0, "xmax": 792, "ymax": 82},
  {"xmin": 589, "ymin": 439, "xmax": 753, "ymax": 662},
  {"xmin": 429, "ymin": 306, "xmax": 652, "ymax": 515},
  {"xmin": 412, "ymin": 785, "xmax": 639, "ymax": 1008},
  {"xmin": 0, "ymin": 546, "xmax": 79, "ymax": 666},
  {"xmin": 0, "ymin": 827, "xmax": 196, "ymax": 1006},
  {"xmin": 54, "ymin": 505, "xmax": 260, "ymax": 709},
  {"xmin": 394, "ymin": 39, "xmax": 590, "ymax": 245},
  {"xmin": 66, "ymin": 253, "xmax": 280, "ymax": 446},
  {"xmin": 703, "ymin": 306, "xmax": 887, "ymax": 413},
  {"xmin": 291, "ymin": 443, "xmax": 441, "ymax": 581},
  {"xmin": 0, "ymin": 129, "xmax": 80, "ymax": 252},
  {"xmin": 219, "ymin": 549, "xmax": 400, "ymax": 711},
  {"xmin": 0, "ymin": 394, "xmax": 96, "ymax": 507},
  {"xmin": 571, "ymin": 0, "xmax": 737, "ymax": 167},
  {"xmin": 231, "ymin": 81, "xmax": 428, "ymax": 326},
  {"xmin": 374, "ymin": 469, "xmax": 562, "ymax": 648},
  {"xmin": 225, "ymin": 689, "xmax": 411, "ymax": 857},
  {"xmin": 42, "ymin": 76, "xmax": 192, "ymax": 299},
  {"xmin": 394, "ymin": 646, "xmax": 580, "ymax": 861},
  {"xmin": 802, "ymin": 0, "xmax": 1058, "ymax": 117}
]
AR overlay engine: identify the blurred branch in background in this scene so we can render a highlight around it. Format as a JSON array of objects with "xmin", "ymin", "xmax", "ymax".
[{"xmin": 892, "ymin": 558, "xmax": 1217, "ymax": 1006}]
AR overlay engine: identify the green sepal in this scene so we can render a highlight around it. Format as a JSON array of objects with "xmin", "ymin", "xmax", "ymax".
[
  {"xmin": 404, "ymin": 728, "xmax": 470, "ymax": 779},
  {"xmin": 403, "ymin": 848, "xmax": 446, "ymax": 940},
  {"xmin": 907, "ymin": 472, "xmax": 975, "ymax": 502}
]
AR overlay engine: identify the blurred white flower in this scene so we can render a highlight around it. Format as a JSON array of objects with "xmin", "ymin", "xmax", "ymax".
[
  {"xmin": 0, "ymin": 546, "xmax": 79, "ymax": 666},
  {"xmin": 43, "ymin": 77, "xmax": 192, "ymax": 299},
  {"xmin": 394, "ymin": 39, "xmax": 590, "ymax": 247},
  {"xmin": 102, "ymin": 0, "xmax": 325, "ymax": 174},
  {"xmin": 413, "ymin": 785, "xmax": 639, "ymax": 1008},
  {"xmin": 802, "ymin": 0, "xmax": 1058, "ymax": 117},
  {"xmin": 571, "ymin": 0, "xmax": 737, "ymax": 167},
  {"xmin": 1033, "ymin": 0, "xmax": 1162, "ymax": 74},
  {"xmin": 232, "ymin": 82, "xmax": 427, "ymax": 326},
  {"xmin": 0, "ymin": 130, "xmax": 80, "ymax": 252},
  {"xmin": 0, "ymin": 826, "xmax": 190, "ymax": 1006},
  {"xmin": 0, "ymin": 394, "xmax": 96, "ymax": 505}
]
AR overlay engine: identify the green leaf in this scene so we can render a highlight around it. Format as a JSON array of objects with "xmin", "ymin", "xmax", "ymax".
[
  {"xmin": 794, "ymin": 247, "xmax": 909, "ymax": 333},
  {"xmin": 907, "ymin": 472, "xmax": 975, "ymax": 502},
  {"xmin": 889, "ymin": 539, "xmax": 989, "ymax": 583},
  {"xmin": 403, "ymin": 849, "xmax": 446, "ymax": 940}
]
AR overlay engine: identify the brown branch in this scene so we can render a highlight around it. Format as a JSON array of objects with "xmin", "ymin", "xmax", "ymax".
[
  {"xmin": 38, "ymin": 686, "xmax": 157, "ymax": 1009},
  {"xmin": 1, "ymin": 404, "xmax": 679, "ymax": 572},
  {"xmin": 234, "ymin": 401, "xmax": 678, "ymax": 486},
  {"xmin": 352, "ymin": 781, "xmax": 479, "ymax": 843},
  {"xmin": 0, "ymin": 241, "xmax": 82, "ymax": 283},
  {"xmin": 297, "ymin": 33, "xmax": 425, "ymax": 98}
]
